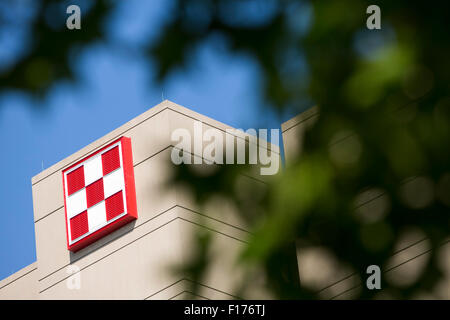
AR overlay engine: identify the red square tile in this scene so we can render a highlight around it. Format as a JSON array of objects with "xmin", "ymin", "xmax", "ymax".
[
  {"xmin": 67, "ymin": 166, "xmax": 85, "ymax": 196},
  {"xmin": 70, "ymin": 211, "xmax": 89, "ymax": 240},
  {"xmin": 102, "ymin": 146, "xmax": 121, "ymax": 176},
  {"xmin": 105, "ymin": 191, "xmax": 124, "ymax": 221},
  {"xmin": 86, "ymin": 178, "xmax": 104, "ymax": 208}
]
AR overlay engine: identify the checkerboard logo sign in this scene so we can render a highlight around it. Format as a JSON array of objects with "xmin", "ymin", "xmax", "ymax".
[{"xmin": 62, "ymin": 137, "xmax": 137, "ymax": 252}]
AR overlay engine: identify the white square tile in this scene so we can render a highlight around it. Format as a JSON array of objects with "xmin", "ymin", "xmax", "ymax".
[
  {"xmin": 84, "ymin": 154, "xmax": 103, "ymax": 186},
  {"xmin": 87, "ymin": 201, "xmax": 106, "ymax": 232},
  {"xmin": 103, "ymin": 167, "xmax": 125, "ymax": 198},
  {"xmin": 66, "ymin": 189, "xmax": 87, "ymax": 219}
]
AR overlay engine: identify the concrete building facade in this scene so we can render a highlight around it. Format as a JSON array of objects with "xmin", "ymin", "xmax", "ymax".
[
  {"xmin": 0, "ymin": 100, "xmax": 278, "ymax": 299},
  {"xmin": 0, "ymin": 100, "xmax": 448, "ymax": 299}
]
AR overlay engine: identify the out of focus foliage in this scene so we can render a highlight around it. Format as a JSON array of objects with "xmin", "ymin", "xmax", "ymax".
[
  {"xmin": 0, "ymin": 0, "xmax": 112, "ymax": 95},
  {"xmin": 1, "ymin": 0, "xmax": 449, "ymax": 299},
  {"xmin": 151, "ymin": 0, "xmax": 450, "ymax": 299}
]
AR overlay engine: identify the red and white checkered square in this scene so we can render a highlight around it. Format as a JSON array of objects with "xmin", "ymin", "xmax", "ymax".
[{"xmin": 62, "ymin": 137, "xmax": 137, "ymax": 252}]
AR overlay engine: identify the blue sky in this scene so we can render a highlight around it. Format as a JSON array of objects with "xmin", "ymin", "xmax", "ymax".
[{"xmin": 0, "ymin": 0, "xmax": 301, "ymax": 280}]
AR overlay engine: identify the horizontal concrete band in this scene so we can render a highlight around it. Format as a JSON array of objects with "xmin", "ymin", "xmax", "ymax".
[
  {"xmin": 0, "ymin": 263, "xmax": 37, "ymax": 291},
  {"xmin": 34, "ymin": 145, "xmax": 263, "ymax": 287},
  {"xmin": 34, "ymin": 145, "xmax": 270, "ymax": 225},
  {"xmin": 281, "ymin": 106, "xmax": 319, "ymax": 133},
  {"xmin": 317, "ymin": 238, "xmax": 450, "ymax": 299},
  {"xmin": 146, "ymin": 278, "xmax": 240, "ymax": 300},
  {"xmin": 32, "ymin": 101, "xmax": 280, "ymax": 186},
  {"xmin": 39, "ymin": 206, "xmax": 251, "ymax": 293},
  {"xmin": 169, "ymin": 290, "xmax": 209, "ymax": 300},
  {"xmin": 33, "ymin": 108, "xmax": 278, "ymax": 223},
  {"xmin": 38, "ymin": 218, "xmax": 252, "ymax": 299}
]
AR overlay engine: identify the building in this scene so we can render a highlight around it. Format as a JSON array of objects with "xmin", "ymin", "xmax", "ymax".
[
  {"xmin": 0, "ymin": 100, "xmax": 448, "ymax": 299},
  {"xmin": 0, "ymin": 100, "xmax": 279, "ymax": 299}
]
